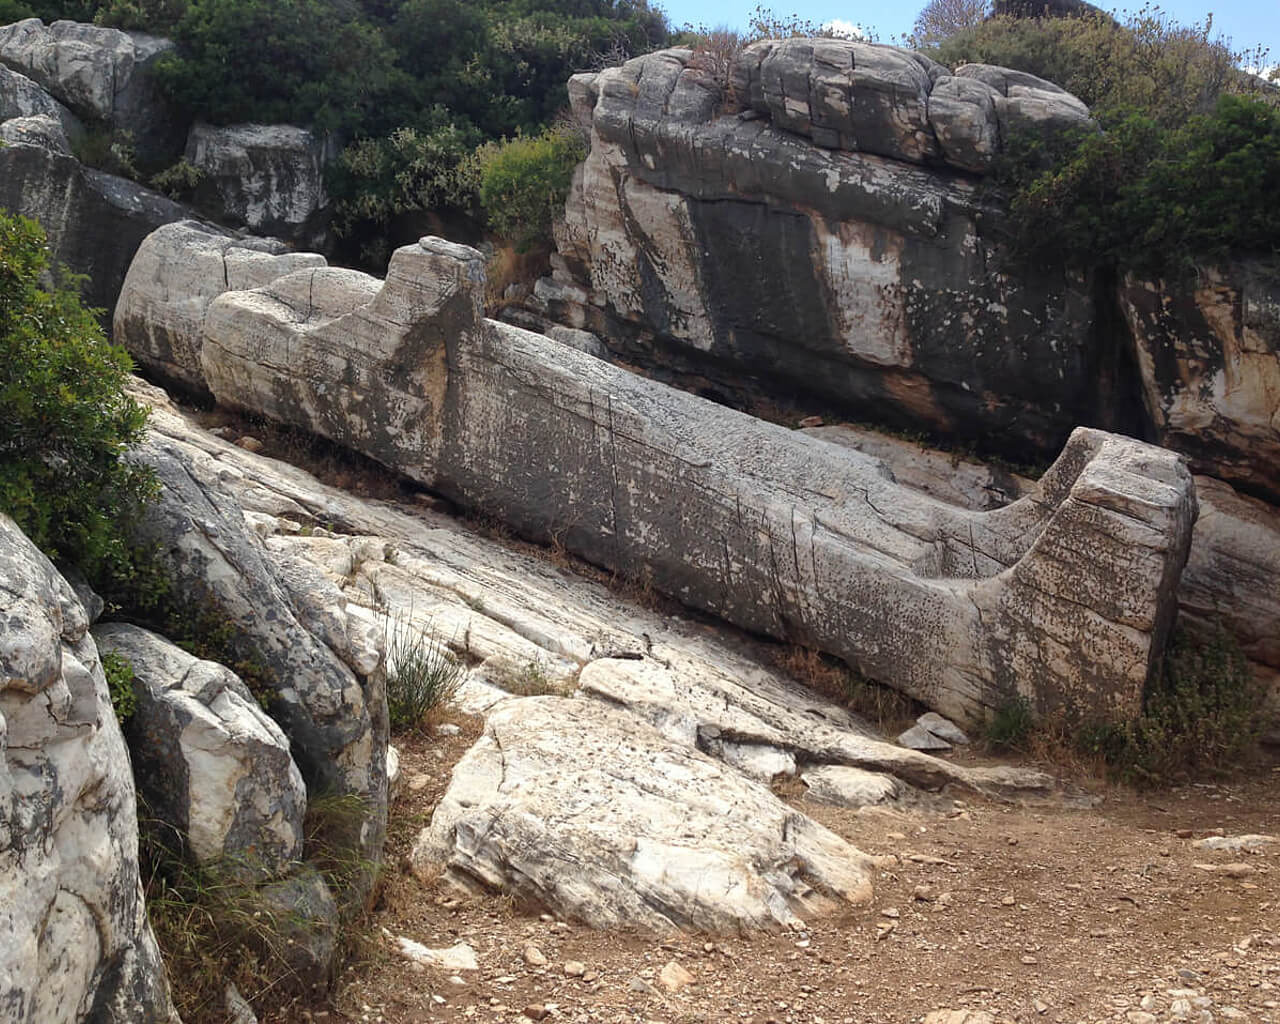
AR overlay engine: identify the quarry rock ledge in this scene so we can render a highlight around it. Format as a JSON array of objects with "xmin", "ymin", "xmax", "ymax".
[{"xmin": 119, "ymin": 230, "xmax": 1198, "ymax": 727}]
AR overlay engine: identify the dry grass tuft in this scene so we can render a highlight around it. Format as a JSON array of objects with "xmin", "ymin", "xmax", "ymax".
[{"xmin": 770, "ymin": 645, "xmax": 921, "ymax": 734}]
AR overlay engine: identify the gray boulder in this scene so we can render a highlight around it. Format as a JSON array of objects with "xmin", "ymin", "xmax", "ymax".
[
  {"xmin": 185, "ymin": 122, "xmax": 332, "ymax": 246},
  {"xmin": 0, "ymin": 18, "xmax": 179, "ymax": 163},
  {"xmin": 91, "ymin": 623, "xmax": 308, "ymax": 880},
  {"xmin": 0, "ymin": 515, "xmax": 177, "ymax": 1023},
  {"xmin": 0, "ymin": 141, "xmax": 194, "ymax": 317},
  {"xmin": 0, "ymin": 110, "xmax": 69, "ymax": 153},
  {"xmin": 0, "ymin": 61, "xmax": 81, "ymax": 139}
]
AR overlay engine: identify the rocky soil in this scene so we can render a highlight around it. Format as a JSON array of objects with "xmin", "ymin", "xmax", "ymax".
[{"xmin": 333, "ymin": 737, "xmax": 1279, "ymax": 1024}]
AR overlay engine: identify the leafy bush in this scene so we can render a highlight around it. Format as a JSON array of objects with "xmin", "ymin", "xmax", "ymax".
[
  {"xmin": 150, "ymin": 157, "xmax": 205, "ymax": 199},
  {"xmin": 1075, "ymin": 627, "xmax": 1263, "ymax": 785},
  {"xmin": 930, "ymin": 6, "xmax": 1271, "ymax": 128},
  {"xmin": 329, "ymin": 113, "xmax": 482, "ymax": 266},
  {"xmin": 0, "ymin": 209, "xmax": 154, "ymax": 579},
  {"xmin": 984, "ymin": 694, "xmax": 1035, "ymax": 752},
  {"xmin": 475, "ymin": 124, "xmax": 586, "ymax": 251},
  {"xmin": 995, "ymin": 93, "xmax": 1280, "ymax": 275},
  {"xmin": 101, "ymin": 650, "xmax": 139, "ymax": 721},
  {"xmin": 384, "ymin": 616, "xmax": 464, "ymax": 731}
]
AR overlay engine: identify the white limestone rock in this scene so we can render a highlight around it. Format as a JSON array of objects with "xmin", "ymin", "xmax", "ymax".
[
  {"xmin": 114, "ymin": 219, "xmax": 325, "ymax": 392},
  {"xmin": 91, "ymin": 623, "xmax": 308, "ymax": 878},
  {"xmin": 0, "ymin": 515, "xmax": 176, "ymax": 1023},
  {"xmin": 801, "ymin": 765, "xmax": 903, "ymax": 808},
  {"xmin": 411, "ymin": 696, "xmax": 875, "ymax": 934},
  {"xmin": 0, "ymin": 18, "xmax": 177, "ymax": 160}
]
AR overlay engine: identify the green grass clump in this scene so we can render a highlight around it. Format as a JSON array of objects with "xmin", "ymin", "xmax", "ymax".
[{"xmin": 384, "ymin": 616, "xmax": 465, "ymax": 731}]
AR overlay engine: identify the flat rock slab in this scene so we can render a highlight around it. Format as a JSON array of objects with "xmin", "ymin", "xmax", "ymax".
[{"xmin": 411, "ymin": 696, "xmax": 874, "ymax": 934}]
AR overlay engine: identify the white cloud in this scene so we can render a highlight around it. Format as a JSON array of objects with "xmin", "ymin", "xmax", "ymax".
[{"xmin": 822, "ymin": 18, "xmax": 868, "ymax": 39}]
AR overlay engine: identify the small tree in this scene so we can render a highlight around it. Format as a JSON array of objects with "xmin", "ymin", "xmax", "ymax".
[
  {"xmin": 910, "ymin": 0, "xmax": 990, "ymax": 47},
  {"xmin": 0, "ymin": 209, "xmax": 154, "ymax": 578}
]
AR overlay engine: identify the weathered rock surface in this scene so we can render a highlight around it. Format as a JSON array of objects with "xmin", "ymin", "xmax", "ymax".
[
  {"xmin": 411, "ymin": 695, "xmax": 876, "ymax": 934},
  {"xmin": 800, "ymin": 765, "xmax": 904, "ymax": 808},
  {"xmin": 185, "ymin": 122, "xmax": 332, "ymax": 246},
  {"xmin": 119, "ymin": 231, "xmax": 1197, "ymax": 728},
  {"xmin": 0, "ymin": 61, "xmax": 81, "ymax": 137},
  {"xmin": 1120, "ymin": 263, "xmax": 1280, "ymax": 503},
  {"xmin": 0, "ymin": 18, "xmax": 178, "ymax": 162},
  {"xmin": 537, "ymin": 46, "xmax": 1130, "ymax": 464},
  {"xmin": 115, "ymin": 220, "xmax": 324, "ymax": 392},
  {"xmin": 1181, "ymin": 475, "xmax": 1280, "ymax": 678},
  {"xmin": 135, "ymin": 384, "xmax": 1076, "ymax": 932},
  {"xmin": 91, "ymin": 622, "xmax": 308, "ymax": 879},
  {"xmin": 0, "ymin": 140, "xmax": 194, "ymax": 315},
  {"xmin": 0, "ymin": 110, "xmax": 69, "ymax": 152},
  {"xmin": 0, "ymin": 515, "xmax": 176, "ymax": 1023},
  {"xmin": 802, "ymin": 422, "xmax": 1280, "ymax": 718},
  {"xmin": 126, "ymin": 431, "xmax": 387, "ymax": 878}
]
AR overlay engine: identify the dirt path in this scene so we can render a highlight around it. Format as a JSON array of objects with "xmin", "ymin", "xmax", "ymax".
[{"xmin": 307, "ymin": 724, "xmax": 1279, "ymax": 1024}]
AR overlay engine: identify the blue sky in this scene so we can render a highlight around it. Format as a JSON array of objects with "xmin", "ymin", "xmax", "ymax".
[{"xmin": 661, "ymin": 0, "xmax": 1280, "ymax": 62}]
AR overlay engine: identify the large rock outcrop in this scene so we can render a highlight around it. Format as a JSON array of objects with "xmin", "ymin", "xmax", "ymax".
[
  {"xmin": 117, "ymin": 231, "xmax": 1199, "ymax": 727},
  {"xmin": 0, "ymin": 18, "xmax": 178, "ymax": 163},
  {"xmin": 0, "ymin": 516, "xmax": 176, "ymax": 1023},
  {"xmin": 532, "ymin": 44, "xmax": 1128, "ymax": 463},
  {"xmin": 534, "ymin": 44, "xmax": 1278, "ymax": 502},
  {"xmin": 1119, "ymin": 263, "xmax": 1280, "ymax": 501},
  {"xmin": 185, "ymin": 123, "xmax": 332, "ymax": 246}
]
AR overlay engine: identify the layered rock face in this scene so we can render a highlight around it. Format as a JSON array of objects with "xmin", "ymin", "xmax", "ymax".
[
  {"xmin": 185, "ymin": 123, "xmax": 332, "ymax": 246},
  {"xmin": 537, "ymin": 44, "xmax": 1278, "ymax": 501},
  {"xmin": 117, "ymin": 231, "xmax": 1199, "ymax": 727},
  {"xmin": 1120, "ymin": 264, "xmax": 1280, "ymax": 501},
  {"xmin": 0, "ymin": 516, "xmax": 176, "ymax": 1023},
  {"xmin": 0, "ymin": 18, "xmax": 178, "ymax": 163},
  {"xmin": 535, "ymin": 44, "xmax": 1125, "ymax": 460}
]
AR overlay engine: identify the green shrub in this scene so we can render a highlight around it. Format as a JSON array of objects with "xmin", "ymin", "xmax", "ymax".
[
  {"xmin": 1075, "ymin": 627, "xmax": 1263, "ymax": 785},
  {"xmin": 0, "ymin": 209, "xmax": 154, "ymax": 579},
  {"xmin": 0, "ymin": 0, "xmax": 36, "ymax": 21},
  {"xmin": 150, "ymin": 157, "xmax": 205, "ymax": 199},
  {"xmin": 475, "ymin": 124, "xmax": 586, "ymax": 251},
  {"xmin": 995, "ymin": 93, "xmax": 1280, "ymax": 275},
  {"xmin": 930, "ymin": 7, "xmax": 1271, "ymax": 128},
  {"xmin": 101, "ymin": 650, "xmax": 139, "ymax": 721},
  {"xmin": 384, "ymin": 616, "xmax": 464, "ymax": 731},
  {"xmin": 329, "ymin": 113, "xmax": 483, "ymax": 263},
  {"xmin": 984, "ymin": 693, "xmax": 1035, "ymax": 752}
]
